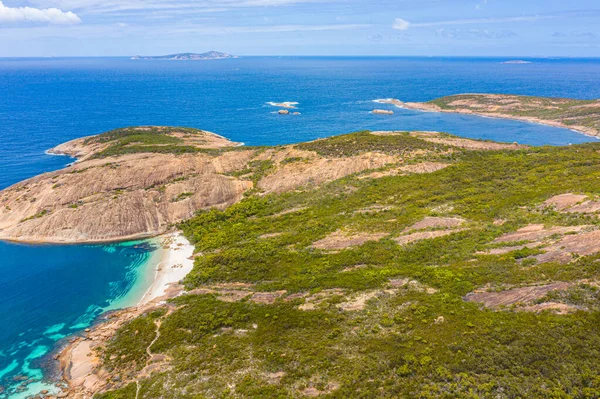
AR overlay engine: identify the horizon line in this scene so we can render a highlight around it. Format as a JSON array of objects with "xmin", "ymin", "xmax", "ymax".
[{"xmin": 2, "ymin": 55, "xmax": 600, "ymax": 59}]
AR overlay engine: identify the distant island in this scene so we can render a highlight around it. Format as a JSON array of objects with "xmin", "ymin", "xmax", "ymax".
[{"xmin": 131, "ymin": 51, "xmax": 238, "ymax": 61}]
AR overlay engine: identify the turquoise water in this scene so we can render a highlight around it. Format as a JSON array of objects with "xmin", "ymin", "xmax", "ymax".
[
  {"xmin": 1, "ymin": 56, "xmax": 600, "ymax": 397},
  {"xmin": 0, "ymin": 240, "xmax": 162, "ymax": 398}
]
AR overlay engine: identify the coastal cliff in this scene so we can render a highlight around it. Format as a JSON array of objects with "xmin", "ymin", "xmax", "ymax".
[
  {"xmin": 376, "ymin": 94, "xmax": 600, "ymax": 137},
  {"xmin": 0, "ymin": 128, "xmax": 251, "ymax": 243},
  {"xmin": 0, "ymin": 127, "xmax": 444, "ymax": 243}
]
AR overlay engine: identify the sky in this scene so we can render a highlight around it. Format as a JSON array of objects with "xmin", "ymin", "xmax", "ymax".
[{"xmin": 0, "ymin": 0, "xmax": 599, "ymax": 57}]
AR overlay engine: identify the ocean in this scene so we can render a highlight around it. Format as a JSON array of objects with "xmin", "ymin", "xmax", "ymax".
[{"xmin": 0, "ymin": 56, "xmax": 599, "ymax": 397}]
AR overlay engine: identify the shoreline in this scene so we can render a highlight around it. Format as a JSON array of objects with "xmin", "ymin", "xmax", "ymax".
[
  {"xmin": 137, "ymin": 233, "xmax": 195, "ymax": 306},
  {"xmin": 51, "ymin": 232, "xmax": 195, "ymax": 398},
  {"xmin": 373, "ymin": 98, "xmax": 600, "ymax": 139},
  {"xmin": 0, "ymin": 231, "xmax": 163, "ymax": 246}
]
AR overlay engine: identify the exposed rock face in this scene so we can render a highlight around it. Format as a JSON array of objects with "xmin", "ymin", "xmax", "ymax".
[
  {"xmin": 535, "ymin": 230, "xmax": 600, "ymax": 263},
  {"xmin": 543, "ymin": 193, "xmax": 588, "ymax": 211},
  {"xmin": 0, "ymin": 151, "xmax": 253, "ymax": 243},
  {"xmin": 0, "ymin": 128, "xmax": 528, "ymax": 244},
  {"xmin": 0, "ymin": 128, "xmax": 419, "ymax": 243},
  {"xmin": 1, "ymin": 127, "xmax": 252, "ymax": 243},
  {"xmin": 464, "ymin": 280, "xmax": 600, "ymax": 315},
  {"xmin": 543, "ymin": 193, "xmax": 600, "ymax": 213},
  {"xmin": 493, "ymin": 224, "xmax": 588, "ymax": 243},
  {"xmin": 465, "ymin": 282, "xmax": 572, "ymax": 308},
  {"xmin": 258, "ymin": 151, "xmax": 398, "ymax": 194},
  {"xmin": 403, "ymin": 216, "xmax": 465, "ymax": 232}
]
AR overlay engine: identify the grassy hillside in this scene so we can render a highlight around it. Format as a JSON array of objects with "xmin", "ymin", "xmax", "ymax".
[
  {"xmin": 95, "ymin": 132, "xmax": 600, "ymax": 398},
  {"xmin": 86, "ymin": 127, "xmax": 244, "ymax": 158}
]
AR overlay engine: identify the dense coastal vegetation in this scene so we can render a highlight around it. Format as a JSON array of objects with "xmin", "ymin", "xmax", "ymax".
[
  {"xmin": 89, "ymin": 130, "xmax": 600, "ymax": 398},
  {"xmin": 85, "ymin": 127, "xmax": 243, "ymax": 158}
]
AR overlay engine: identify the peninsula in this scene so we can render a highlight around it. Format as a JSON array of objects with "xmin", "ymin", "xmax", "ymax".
[
  {"xmin": 376, "ymin": 94, "xmax": 600, "ymax": 137},
  {"xmin": 131, "ymin": 51, "xmax": 238, "ymax": 60},
  {"xmin": 5, "ymin": 124, "xmax": 600, "ymax": 398}
]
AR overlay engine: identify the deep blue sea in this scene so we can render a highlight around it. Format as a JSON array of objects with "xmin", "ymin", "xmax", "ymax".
[{"xmin": 1, "ymin": 56, "xmax": 600, "ymax": 397}]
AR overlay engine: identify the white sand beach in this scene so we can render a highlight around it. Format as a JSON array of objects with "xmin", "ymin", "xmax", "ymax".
[{"xmin": 138, "ymin": 232, "xmax": 195, "ymax": 306}]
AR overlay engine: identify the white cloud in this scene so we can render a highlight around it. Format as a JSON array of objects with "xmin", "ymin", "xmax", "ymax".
[
  {"xmin": 0, "ymin": 1, "xmax": 80, "ymax": 24},
  {"xmin": 166, "ymin": 23, "xmax": 371, "ymax": 34},
  {"xmin": 392, "ymin": 18, "xmax": 410, "ymax": 31},
  {"xmin": 393, "ymin": 15, "xmax": 554, "ymax": 30},
  {"xmin": 0, "ymin": 22, "xmax": 370, "ymax": 40},
  {"xmin": 28, "ymin": 0, "xmax": 325, "ymax": 14}
]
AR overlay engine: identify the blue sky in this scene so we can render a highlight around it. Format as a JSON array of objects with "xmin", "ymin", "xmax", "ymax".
[{"xmin": 0, "ymin": 0, "xmax": 599, "ymax": 57}]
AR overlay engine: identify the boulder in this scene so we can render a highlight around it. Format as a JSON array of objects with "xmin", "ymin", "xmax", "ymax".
[{"xmin": 372, "ymin": 109, "xmax": 394, "ymax": 115}]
